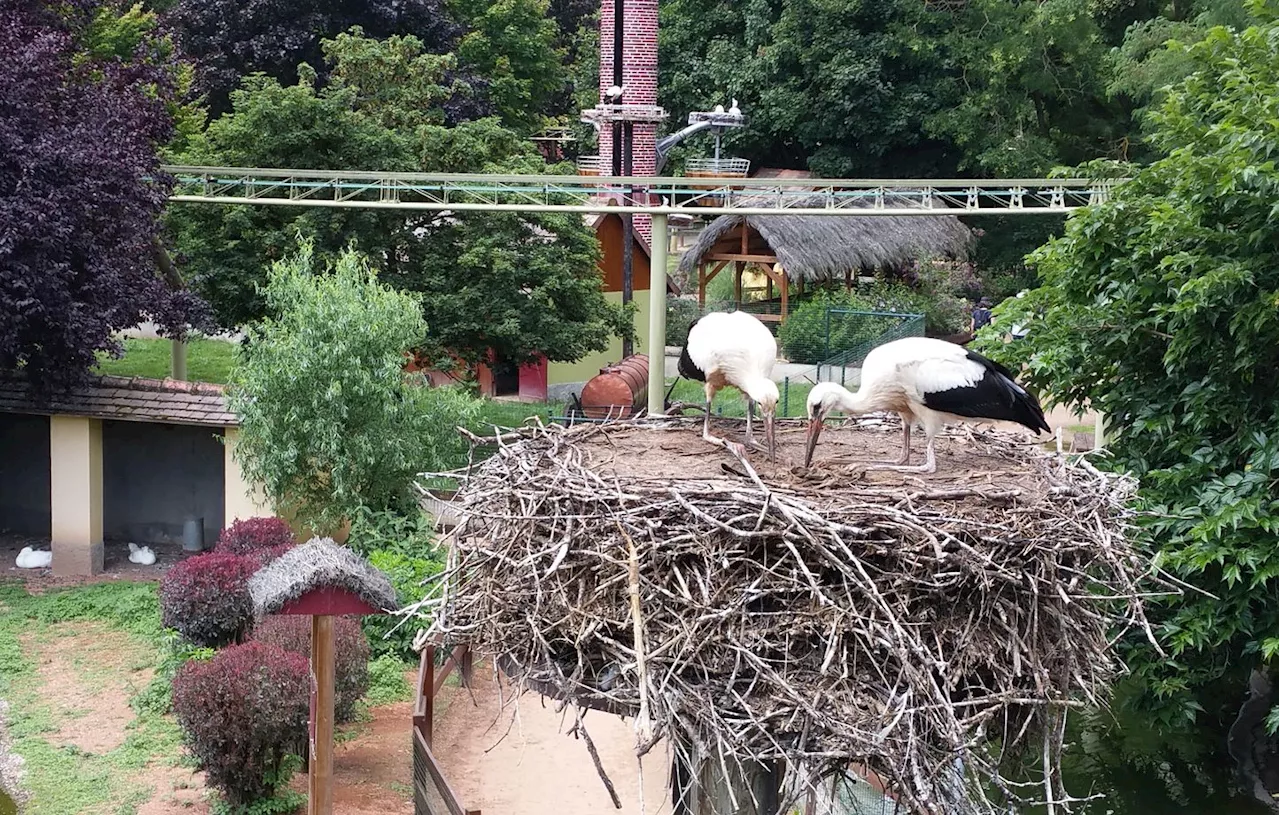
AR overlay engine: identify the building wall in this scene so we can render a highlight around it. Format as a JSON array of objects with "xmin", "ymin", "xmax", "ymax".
[
  {"xmin": 102, "ymin": 420, "xmax": 225, "ymax": 545},
  {"xmin": 0, "ymin": 414, "xmax": 51, "ymax": 536},
  {"xmin": 548, "ymin": 289, "xmax": 652, "ymax": 396}
]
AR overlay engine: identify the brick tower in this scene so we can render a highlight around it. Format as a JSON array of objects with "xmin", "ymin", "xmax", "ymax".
[{"xmin": 587, "ymin": 0, "xmax": 666, "ymax": 242}]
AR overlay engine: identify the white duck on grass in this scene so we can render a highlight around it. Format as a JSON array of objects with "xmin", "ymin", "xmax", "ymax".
[{"xmin": 805, "ymin": 336, "xmax": 1051, "ymax": 473}]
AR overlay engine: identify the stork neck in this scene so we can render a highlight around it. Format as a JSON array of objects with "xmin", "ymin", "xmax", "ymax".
[{"xmin": 842, "ymin": 381, "xmax": 887, "ymax": 414}]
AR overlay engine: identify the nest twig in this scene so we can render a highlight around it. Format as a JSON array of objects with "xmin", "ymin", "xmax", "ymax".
[{"xmin": 412, "ymin": 418, "xmax": 1163, "ymax": 814}]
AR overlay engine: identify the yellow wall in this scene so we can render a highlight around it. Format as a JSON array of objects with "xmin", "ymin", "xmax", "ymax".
[
  {"xmin": 50, "ymin": 415, "xmax": 103, "ymax": 575},
  {"xmin": 222, "ymin": 426, "xmax": 272, "ymax": 525},
  {"xmin": 548, "ymin": 290, "xmax": 653, "ymax": 388}
]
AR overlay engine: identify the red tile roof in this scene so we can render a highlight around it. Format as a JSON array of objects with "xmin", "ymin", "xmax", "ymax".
[{"xmin": 0, "ymin": 375, "xmax": 237, "ymax": 427}]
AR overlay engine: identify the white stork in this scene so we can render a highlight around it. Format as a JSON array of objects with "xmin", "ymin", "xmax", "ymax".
[
  {"xmin": 804, "ymin": 336, "xmax": 1050, "ymax": 472},
  {"xmin": 678, "ymin": 311, "xmax": 780, "ymax": 459}
]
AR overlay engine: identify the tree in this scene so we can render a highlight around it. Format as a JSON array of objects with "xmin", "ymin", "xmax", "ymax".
[
  {"xmin": 164, "ymin": 0, "xmax": 463, "ymax": 117},
  {"xmin": 451, "ymin": 0, "xmax": 567, "ymax": 133},
  {"xmin": 658, "ymin": 0, "xmax": 959, "ymax": 177},
  {"xmin": 979, "ymin": 12, "xmax": 1278, "ymax": 801},
  {"xmin": 168, "ymin": 32, "xmax": 629, "ymax": 370},
  {"xmin": 229, "ymin": 241, "xmax": 479, "ymax": 532},
  {"xmin": 0, "ymin": 0, "xmax": 204, "ymax": 390}
]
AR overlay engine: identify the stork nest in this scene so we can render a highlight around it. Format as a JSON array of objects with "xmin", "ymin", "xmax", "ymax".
[{"xmin": 413, "ymin": 417, "xmax": 1160, "ymax": 814}]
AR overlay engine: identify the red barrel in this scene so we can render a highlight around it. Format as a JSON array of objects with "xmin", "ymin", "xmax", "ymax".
[{"xmin": 580, "ymin": 355, "xmax": 650, "ymax": 419}]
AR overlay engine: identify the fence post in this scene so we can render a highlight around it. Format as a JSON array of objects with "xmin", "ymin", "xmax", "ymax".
[
  {"xmin": 782, "ymin": 377, "xmax": 789, "ymax": 417},
  {"xmin": 648, "ymin": 213, "xmax": 669, "ymax": 416}
]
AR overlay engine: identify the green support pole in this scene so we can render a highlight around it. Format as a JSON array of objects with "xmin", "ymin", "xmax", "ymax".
[
  {"xmin": 171, "ymin": 338, "xmax": 188, "ymax": 381},
  {"xmin": 647, "ymin": 213, "xmax": 669, "ymax": 416}
]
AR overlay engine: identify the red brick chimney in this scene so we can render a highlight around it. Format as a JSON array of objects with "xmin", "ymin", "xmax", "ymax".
[{"xmin": 597, "ymin": 0, "xmax": 660, "ymax": 241}]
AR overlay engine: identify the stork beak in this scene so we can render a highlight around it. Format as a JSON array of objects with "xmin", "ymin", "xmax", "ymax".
[
  {"xmin": 765, "ymin": 415, "xmax": 777, "ymax": 463},
  {"xmin": 803, "ymin": 417, "xmax": 823, "ymax": 468}
]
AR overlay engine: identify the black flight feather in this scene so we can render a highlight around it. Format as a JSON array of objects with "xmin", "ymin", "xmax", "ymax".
[
  {"xmin": 676, "ymin": 320, "xmax": 706, "ymax": 382},
  {"xmin": 922, "ymin": 349, "xmax": 1051, "ymax": 434}
]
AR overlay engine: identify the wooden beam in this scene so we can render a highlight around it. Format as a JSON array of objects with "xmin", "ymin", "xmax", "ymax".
[
  {"xmin": 698, "ymin": 265, "xmax": 706, "ymax": 309},
  {"xmin": 704, "ymin": 252, "xmax": 778, "ymax": 263},
  {"xmin": 733, "ymin": 261, "xmax": 743, "ymax": 308},
  {"xmin": 310, "ymin": 615, "xmax": 336, "ymax": 815},
  {"xmin": 739, "ymin": 222, "xmax": 749, "ymax": 254},
  {"xmin": 704, "ymin": 259, "xmax": 729, "ymax": 285}
]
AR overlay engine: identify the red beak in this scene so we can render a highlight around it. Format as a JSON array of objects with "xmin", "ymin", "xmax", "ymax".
[{"xmin": 803, "ymin": 417, "xmax": 823, "ymax": 468}]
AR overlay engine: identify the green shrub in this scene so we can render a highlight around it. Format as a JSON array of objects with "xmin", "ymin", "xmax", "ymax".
[
  {"xmin": 133, "ymin": 629, "xmax": 216, "ymax": 716},
  {"xmin": 364, "ymin": 654, "xmax": 413, "ymax": 706},
  {"xmin": 778, "ymin": 290, "xmax": 892, "ymax": 364},
  {"xmin": 229, "ymin": 241, "xmax": 481, "ymax": 533},
  {"xmin": 347, "ymin": 508, "xmax": 446, "ymax": 661}
]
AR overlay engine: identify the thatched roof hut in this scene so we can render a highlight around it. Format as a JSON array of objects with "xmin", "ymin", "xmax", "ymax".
[
  {"xmin": 677, "ymin": 194, "xmax": 973, "ymax": 323},
  {"xmin": 249, "ymin": 538, "xmax": 397, "ymax": 617}
]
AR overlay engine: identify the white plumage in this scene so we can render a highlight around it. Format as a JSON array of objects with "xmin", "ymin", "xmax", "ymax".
[
  {"xmin": 678, "ymin": 311, "xmax": 780, "ymax": 459},
  {"xmin": 805, "ymin": 336, "xmax": 1050, "ymax": 472},
  {"xmin": 128, "ymin": 542, "xmax": 157, "ymax": 566},
  {"xmin": 15, "ymin": 546, "xmax": 51, "ymax": 569}
]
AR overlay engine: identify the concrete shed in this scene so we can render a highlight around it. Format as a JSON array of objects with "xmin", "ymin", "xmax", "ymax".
[{"xmin": 0, "ymin": 375, "xmax": 268, "ymax": 576}]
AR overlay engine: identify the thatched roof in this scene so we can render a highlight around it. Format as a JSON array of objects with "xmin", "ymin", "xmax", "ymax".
[
  {"xmin": 249, "ymin": 538, "xmax": 397, "ymax": 616},
  {"xmin": 677, "ymin": 194, "xmax": 973, "ymax": 283}
]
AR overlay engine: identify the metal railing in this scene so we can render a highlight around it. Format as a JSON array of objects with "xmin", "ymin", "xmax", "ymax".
[
  {"xmin": 164, "ymin": 165, "xmax": 1119, "ymax": 216},
  {"xmin": 684, "ymin": 157, "xmax": 751, "ymax": 177}
]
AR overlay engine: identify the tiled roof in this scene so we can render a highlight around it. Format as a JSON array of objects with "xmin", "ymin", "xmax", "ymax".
[{"xmin": 0, "ymin": 375, "xmax": 237, "ymax": 427}]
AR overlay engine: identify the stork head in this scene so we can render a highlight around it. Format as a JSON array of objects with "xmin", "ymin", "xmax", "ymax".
[
  {"xmin": 742, "ymin": 377, "xmax": 779, "ymax": 462},
  {"xmin": 804, "ymin": 382, "xmax": 852, "ymax": 468}
]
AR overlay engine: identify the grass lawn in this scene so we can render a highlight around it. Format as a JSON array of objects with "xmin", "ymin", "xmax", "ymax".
[
  {"xmin": 0, "ymin": 578, "xmax": 416, "ymax": 814},
  {"xmin": 667, "ymin": 377, "xmax": 814, "ymax": 418},
  {"xmin": 94, "ymin": 337, "xmax": 238, "ymax": 384}
]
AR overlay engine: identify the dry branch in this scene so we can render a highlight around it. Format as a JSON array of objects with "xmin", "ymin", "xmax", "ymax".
[{"xmin": 412, "ymin": 418, "xmax": 1161, "ymax": 814}]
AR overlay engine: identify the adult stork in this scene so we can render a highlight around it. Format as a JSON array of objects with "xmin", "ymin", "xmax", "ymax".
[
  {"xmin": 678, "ymin": 311, "xmax": 780, "ymax": 460},
  {"xmin": 804, "ymin": 336, "xmax": 1050, "ymax": 472}
]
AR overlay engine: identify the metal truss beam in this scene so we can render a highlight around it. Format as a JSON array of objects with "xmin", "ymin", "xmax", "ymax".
[{"xmin": 164, "ymin": 165, "xmax": 1119, "ymax": 216}]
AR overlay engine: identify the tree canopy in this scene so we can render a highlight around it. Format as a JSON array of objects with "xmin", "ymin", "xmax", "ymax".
[
  {"xmin": 167, "ymin": 31, "xmax": 628, "ymax": 367},
  {"xmin": 979, "ymin": 12, "xmax": 1278, "ymax": 802},
  {"xmin": 0, "ymin": 0, "xmax": 204, "ymax": 390}
]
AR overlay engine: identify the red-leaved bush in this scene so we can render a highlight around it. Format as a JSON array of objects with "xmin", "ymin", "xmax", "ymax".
[
  {"xmin": 216, "ymin": 516, "xmax": 295, "ymax": 558},
  {"xmin": 159, "ymin": 552, "xmax": 258, "ymax": 647},
  {"xmin": 253, "ymin": 615, "xmax": 370, "ymax": 723},
  {"xmin": 172, "ymin": 642, "xmax": 309, "ymax": 807}
]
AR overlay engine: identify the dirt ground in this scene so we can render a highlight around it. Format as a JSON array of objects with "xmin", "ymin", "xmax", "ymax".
[
  {"xmin": 572, "ymin": 416, "xmax": 1070, "ymax": 498},
  {"xmin": 432, "ymin": 667, "xmax": 673, "ymax": 815},
  {"xmin": 0, "ymin": 535, "xmax": 183, "ymax": 587}
]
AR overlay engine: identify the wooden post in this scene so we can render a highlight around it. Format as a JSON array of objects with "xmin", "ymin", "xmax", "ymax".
[
  {"xmin": 733, "ymin": 262, "xmax": 743, "ymax": 309},
  {"xmin": 698, "ymin": 265, "xmax": 707, "ymax": 309},
  {"xmin": 310, "ymin": 614, "xmax": 336, "ymax": 815}
]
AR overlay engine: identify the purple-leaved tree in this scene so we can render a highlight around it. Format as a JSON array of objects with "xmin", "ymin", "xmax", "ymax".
[{"xmin": 0, "ymin": 0, "xmax": 205, "ymax": 390}]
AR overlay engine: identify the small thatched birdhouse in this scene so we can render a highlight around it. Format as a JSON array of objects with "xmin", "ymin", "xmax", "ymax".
[{"xmin": 250, "ymin": 538, "xmax": 396, "ymax": 815}]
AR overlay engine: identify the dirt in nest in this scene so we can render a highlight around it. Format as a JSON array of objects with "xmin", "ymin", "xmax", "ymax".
[{"xmin": 573, "ymin": 417, "xmax": 1054, "ymax": 499}]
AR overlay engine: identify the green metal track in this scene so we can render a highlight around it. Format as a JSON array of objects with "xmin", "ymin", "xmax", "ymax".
[{"xmin": 164, "ymin": 165, "xmax": 1117, "ymax": 216}]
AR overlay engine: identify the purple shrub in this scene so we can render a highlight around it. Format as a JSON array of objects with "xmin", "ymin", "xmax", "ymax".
[{"xmin": 159, "ymin": 552, "xmax": 258, "ymax": 647}]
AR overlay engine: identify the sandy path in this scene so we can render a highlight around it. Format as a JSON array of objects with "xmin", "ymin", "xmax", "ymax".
[{"xmin": 432, "ymin": 668, "xmax": 672, "ymax": 815}]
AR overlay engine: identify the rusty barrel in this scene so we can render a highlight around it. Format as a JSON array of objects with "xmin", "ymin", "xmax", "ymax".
[{"xmin": 579, "ymin": 354, "xmax": 649, "ymax": 419}]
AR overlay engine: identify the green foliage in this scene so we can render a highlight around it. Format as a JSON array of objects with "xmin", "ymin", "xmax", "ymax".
[
  {"xmin": 94, "ymin": 336, "xmax": 237, "ymax": 383},
  {"xmin": 778, "ymin": 290, "xmax": 884, "ymax": 364},
  {"xmin": 347, "ymin": 508, "xmax": 446, "ymax": 660},
  {"xmin": 979, "ymin": 13, "xmax": 1278, "ymax": 798},
  {"xmin": 168, "ymin": 31, "xmax": 629, "ymax": 369},
  {"xmin": 364, "ymin": 654, "xmax": 414, "ymax": 706},
  {"xmin": 230, "ymin": 242, "xmax": 480, "ymax": 531},
  {"xmin": 452, "ymin": 0, "xmax": 566, "ymax": 132},
  {"xmin": 666, "ymin": 298, "xmax": 702, "ymax": 347},
  {"xmin": 132, "ymin": 629, "xmax": 215, "ymax": 716}
]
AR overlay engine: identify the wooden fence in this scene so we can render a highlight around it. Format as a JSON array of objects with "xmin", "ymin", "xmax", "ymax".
[{"xmin": 412, "ymin": 642, "xmax": 481, "ymax": 815}]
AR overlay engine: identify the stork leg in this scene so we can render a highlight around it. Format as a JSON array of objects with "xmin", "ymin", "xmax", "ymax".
[
  {"xmin": 744, "ymin": 398, "xmax": 767, "ymax": 450},
  {"xmin": 702, "ymin": 383, "xmax": 746, "ymax": 458},
  {"xmin": 865, "ymin": 414, "xmax": 940, "ymax": 474}
]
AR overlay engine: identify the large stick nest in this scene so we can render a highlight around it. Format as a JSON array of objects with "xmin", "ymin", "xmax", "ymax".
[{"xmin": 416, "ymin": 417, "xmax": 1158, "ymax": 813}]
